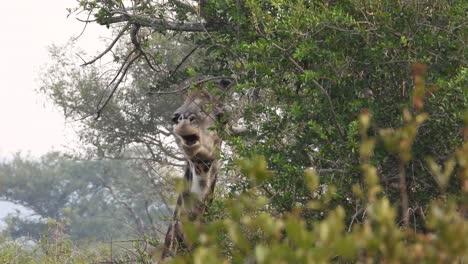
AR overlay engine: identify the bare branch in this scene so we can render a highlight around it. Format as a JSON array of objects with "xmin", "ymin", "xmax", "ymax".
[
  {"xmin": 169, "ymin": 46, "xmax": 199, "ymax": 77},
  {"xmin": 99, "ymin": 178, "xmax": 146, "ymax": 234},
  {"xmin": 73, "ymin": 11, "xmax": 93, "ymax": 41},
  {"xmin": 96, "ymin": 48, "xmax": 137, "ymax": 108},
  {"xmin": 348, "ymin": 206, "xmax": 366, "ymax": 232},
  {"xmin": 130, "ymin": 24, "xmax": 161, "ymax": 72},
  {"xmin": 76, "ymin": 17, "xmax": 97, "ymax": 23},
  {"xmin": 82, "ymin": 23, "xmax": 131, "ymax": 66},
  {"xmin": 96, "ymin": 49, "xmax": 142, "ymax": 119},
  {"xmin": 148, "ymin": 76, "xmax": 232, "ymax": 95}
]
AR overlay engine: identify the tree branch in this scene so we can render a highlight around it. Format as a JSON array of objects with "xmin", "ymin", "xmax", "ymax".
[
  {"xmin": 169, "ymin": 46, "xmax": 199, "ymax": 77},
  {"xmin": 130, "ymin": 24, "xmax": 161, "ymax": 72},
  {"xmin": 101, "ymin": 14, "xmax": 215, "ymax": 32},
  {"xmin": 287, "ymin": 56, "xmax": 346, "ymax": 141},
  {"xmin": 82, "ymin": 23, "xmax": 131, "ymax": 66},
  {"xmin": 99, "ymin": 179, "xmax": 146, "ymax": 234},
  {"xmin": 72, "ymin": 10, "xmax": 93, "ymax": 42},
  {"xmin": 96, "ymin": 49, "xmax": 142, "ymax": 119},
  {"xmin": 148, "ymin": 76, "xmax": 231, "ymax": 95}
]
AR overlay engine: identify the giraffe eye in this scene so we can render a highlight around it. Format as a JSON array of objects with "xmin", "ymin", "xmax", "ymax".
[{"xmin": 172, "ymin": 113, "xmax": 181, "ymax": 124}]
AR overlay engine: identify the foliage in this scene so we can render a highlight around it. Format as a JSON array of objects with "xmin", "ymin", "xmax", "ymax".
[
  {"xmin": 219, "ymin": 0, "xmax": 467, "ymax": 222},
  {"xmin": 0, "ymin": 220, "xmax": 121, "ymax": 264},
  {"xmin": 40, "ymin": 38, "xmax": 193, "ymax": 161},
  {"xmin": 169, "ymin": 76, "xmax": 468, "ymax": 262}
]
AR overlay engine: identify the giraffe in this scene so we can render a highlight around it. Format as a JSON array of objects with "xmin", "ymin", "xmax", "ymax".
[{"xmin": 159, "ymin": 79, "xmax": 231, "ymax": 260}]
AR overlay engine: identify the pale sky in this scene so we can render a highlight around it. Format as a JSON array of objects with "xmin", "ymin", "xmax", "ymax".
[
  {"xmin": 0, "ymin": 0, "xmax": 114, "ymax": 223},
  {"xmin": 0, "ymin": 0, "xmax": 110, "ymax": 158}
]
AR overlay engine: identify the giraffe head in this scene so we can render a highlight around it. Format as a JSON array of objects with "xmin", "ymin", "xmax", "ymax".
[{"xmin": 172, "ymin": 79, "xmax": 231, "ymax": 161}]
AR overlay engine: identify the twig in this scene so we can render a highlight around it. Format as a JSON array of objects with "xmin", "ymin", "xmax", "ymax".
[
  {"xmin": 348, "ymin": 206, "xmax": 366, "ymax": 232},
  {"xmin": 287, "ymin": 56, "xmax": 346, "ymax": 140},
  {"xmin": 73, "ymin": 10, "xmax": 92, "ymax": 41},
  {"xmin": 170, "ymin": 46, "xmax": 199, "ymax": 77},
  {"xmin": 317, "ymin": 168, "xmax": 345, "ymax": 173},
  {"xmin": 82, "ymin": 23, "xmax": 131, "ymax": 66},
  {"xmin": 96, "ymin": 49, "xmax": 142, "ymax": 119},
  {"xmin": 76, "ymin": 17, "xmax": 97, "ymax": 23},
  {"xmin": 130, "ymin": 24, "xmax": 161, "ymax": 72},
  {"xmin": 148, "ymin": 76, "xmax": 232, "ymax": 95},
  {"xmin": 399, "ymin": 162, "xmax": 409, "ymax": 228},
  {"xmin": 96, "ymin": 48, "xmax": 137, "ymax": 111}
]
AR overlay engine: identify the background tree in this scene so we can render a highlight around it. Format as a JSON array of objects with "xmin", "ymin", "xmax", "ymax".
[{"xmin": 0, "ymin": 151, "xmax": 172, "ymax": 241}]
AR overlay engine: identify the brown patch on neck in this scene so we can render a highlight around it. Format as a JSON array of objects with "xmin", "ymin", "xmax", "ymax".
[{"xmin": 185, "ymin": 89, "xmax": 214, "ymax": 102}]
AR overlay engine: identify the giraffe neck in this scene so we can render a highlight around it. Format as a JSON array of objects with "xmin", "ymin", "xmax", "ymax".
[
  {"xmin": 160, "ymin": 158, "xmax": 219, "ymax": 260},
  {"xmin": 188, "ymin": 159, "xmax": 216, "ymax": 198}
]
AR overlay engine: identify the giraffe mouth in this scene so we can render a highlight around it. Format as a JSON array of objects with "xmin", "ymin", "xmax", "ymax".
[{"xmin": 181, "ymin": 134, "xmax": 199, "ymax": 146}]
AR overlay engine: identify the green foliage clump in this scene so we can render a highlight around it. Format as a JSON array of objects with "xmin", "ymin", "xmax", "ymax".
[
  {"xmin": 0, "ymin": 220, "xmax": 135, "ymax": 264},
  {"xmin": 221, "ymin": 0, "xmax": 466, "ymax": 216},
  {"xmin": 169, "ymin": 92, "xmax": 468, "ymax": 263}
]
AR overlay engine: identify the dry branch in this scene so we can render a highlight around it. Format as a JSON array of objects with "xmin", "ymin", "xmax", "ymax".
[
  {"xmin": 82, "ymin": 23, "xmax": 131, "ymax": 66},
  {"xmin": 96, "ymin": 49, "xmax": 142, "ymax": 119}
]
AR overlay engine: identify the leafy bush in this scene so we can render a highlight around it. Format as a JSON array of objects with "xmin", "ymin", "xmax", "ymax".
[
  {"xmin": 0, "ymin": 219, "xmax": 130, "ymax": 264},
  {"xmin": 168, "ymin": 66, "xmax": 467, "ymax": 263}
]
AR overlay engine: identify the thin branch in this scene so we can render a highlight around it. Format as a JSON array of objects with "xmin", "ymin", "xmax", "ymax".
[
  {"xmin": 100, "ymin": 179, "xmax": 146, "ymax": 234},
  {"xmin": 102, "ymin": 14, "xmax": 215, "ymax": 32},
  {"xmin": 287, "ymin": 56, "xmax": 346, "ymax": 140},
  {"xmin": 148, "ymin": 76, "xmax": 232, "ymax": 95},
  {"xmin": 76, "ymin": 17, "xmax": 97, "ymax": 23},
  {"xmin": 317, "ymin": 168, "xmax": 346, "ymax": 173},
  {"xmin": 96, "ymin": 48, "xmax": 137, "ymax": 111},
  {"xmin": 399, "ymin": 162, "xmax": 409, "ymax": 228},
  {"xmin": 130, "ymin": 24, "xmax": 161, "ymax": 72},
  {"xmin": 73, "ymin": 10, "xmax": 93, "ymax": 41},
  {"xmin": 75, "ymin": 53, "xmax": 88, "ymax": 65},
  {"xmin": 348, "ymin": 206, "xmax": 366, "ymax": 232},
  {"xmin": 169, "ymin": 46, "xmax": 199, "ymax": 77},
  {"xmin": 82, "ymin": 23, "xmax": 131, "ymax": 66},
  {"xmin": 96, "ymin": 49, "xmax": 142, "ymax": 119}
]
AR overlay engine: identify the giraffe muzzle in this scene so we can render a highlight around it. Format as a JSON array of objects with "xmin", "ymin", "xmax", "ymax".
[{"xmin": 175, "ymin": 119, "xmax": 201, "ymax": 147}]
